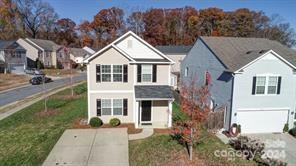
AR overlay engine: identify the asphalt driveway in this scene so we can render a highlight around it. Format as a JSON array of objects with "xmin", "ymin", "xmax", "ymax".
[
  {"xmin": 43, "ymin": 128, "xmax": 129, "ymax": 166},
  {"xmin": 247, "ymin": 133, "xmax": 296, "ymax": 165}
]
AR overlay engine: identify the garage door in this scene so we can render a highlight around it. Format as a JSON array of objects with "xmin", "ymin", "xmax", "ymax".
[
  {"xmin": 237, "ymin": 109, "xmax": 289, "ymax": 134},
  {"xmin": 9, "ymin": 64, "xmax": 25, "ymax": 74}
]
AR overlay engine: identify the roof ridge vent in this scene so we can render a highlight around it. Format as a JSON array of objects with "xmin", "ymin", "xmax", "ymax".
[{"xmin": 246, "ymin": 51, "xmax": 252, "ymax": 54}]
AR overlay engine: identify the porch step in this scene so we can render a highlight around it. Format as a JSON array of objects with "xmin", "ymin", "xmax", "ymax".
[{"xmin": 128, "ymin": 128, "xmax": 154, "ymax": 140}]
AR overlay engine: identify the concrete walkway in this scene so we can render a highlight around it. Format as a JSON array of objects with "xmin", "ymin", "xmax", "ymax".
[
  {"xmin": 43, "ymin": 128, "xmax": 129, "ymax": 166},
  {"xmin": 128, "ymin": 128, "xmax": 154, "ymax": 140}
]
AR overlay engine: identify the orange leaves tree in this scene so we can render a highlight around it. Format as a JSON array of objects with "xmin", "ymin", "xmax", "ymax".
[{"xmin": 173, "ymin": 79, "xmax": 211, "ymax": 160}]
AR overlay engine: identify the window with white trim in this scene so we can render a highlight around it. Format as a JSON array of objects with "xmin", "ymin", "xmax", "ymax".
[
  {"xmin": 255, "ymin": 76, "xmax": 266, "ymax": 94},
  {"xmin": 267, "ymin": 76, "xmax": 278, "ymax": 94},
  {"xmin": 113, "ymin": 65, "xmax": 123, "ymax": 82},
  {"xmin": 142, "ymin": 65, "xmax": 152, "ymax": 82},
  {"xmin": 113, "ymin": 99, "xmax": 123, "ymax": 115},
  {"xmin": 101, "ymin": 99, "xmax": 112, "ymax": 115},
  {"xmin": 255, "ymin": 76, "xmax": 280, "ymax": 95},
  {"xmin": 101, "ymin": 65, "xmax": 111, "ymax": 82}
]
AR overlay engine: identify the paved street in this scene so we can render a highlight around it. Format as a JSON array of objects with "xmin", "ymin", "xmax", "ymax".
[
  {"xmin": 43, "ymin": 128, "xmax": 129, "ymax": 166},
  {"xmin": 0, "ymin": 74, "xmax": 86, "ymax": 107}
]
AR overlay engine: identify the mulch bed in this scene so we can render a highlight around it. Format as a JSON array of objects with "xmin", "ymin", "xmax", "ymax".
[
  {"xmin": 72, "ymin": 119, "xmax": 143, "ymax": 134},
  {"xmin": 154, "ymin": 128, "xmax": 172, "ymax": 134},
  {"xmin": 35, "ymin": 109, "xmax": 59, "ymax": 117},
  {"xmin": 168, "ymin": 150, "xmax": 206, "ymax": 166}
]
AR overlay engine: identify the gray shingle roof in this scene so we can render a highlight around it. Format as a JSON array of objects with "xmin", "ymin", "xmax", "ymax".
[
  {"xmin": 0, "ymin": 40, "xmax": 25, "ymax": 50},
  {"xmin": 70, "ymin": 48, "xmax": 88, "ymax": 58},
  {"xmin": 200, "ymin": 36, "xmax": 296, "ymax": 72},
  {"xmin": 156, "ymin": 45, "xmax": 192, "ymax": 54},
  {"xmin": 135, "ymin": 85, "xmax": 174, "ymax": 99},
  {"xmin": 26, "ymin": 38, "xmax": 60, "ymax": 51}
]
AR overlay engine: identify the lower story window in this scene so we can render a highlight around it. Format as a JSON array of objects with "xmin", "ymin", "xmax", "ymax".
[
  {"xmin": 101, "ymin": 99, "xmax": 112, "ymax": 115},
  {"xmin": 113, "ymin": 99, "xmax": 123, "ymax": 115}
]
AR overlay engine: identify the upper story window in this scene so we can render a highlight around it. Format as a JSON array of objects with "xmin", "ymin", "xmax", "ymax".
[
  {"xmin": 102, "ymin": 65, "xmax": 111, "ymax": 82},
  {"xmin": 185, "ymin": 67, "xmax": 189, "ymax": 77},
  {"xmin": 142, "ymin": 65, "xmax": 152, "ymax": 82},
  {"xmin": 113, "ymin": 65, "xmax": 123, "ymax": 82},
  {"xmin": 253, "ymin": 75, "xmax": 281, "ymax": 95},
  {"xmin": 97, "ymin": 64, "xmax": 127, "ymax": 83}
]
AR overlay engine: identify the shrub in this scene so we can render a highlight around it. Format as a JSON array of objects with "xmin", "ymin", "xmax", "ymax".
[
  {"xmin": 109, "ymin": 118, "xmax": 121, "ymax": 127},
  {"xmin": 237, "ymin": 124, "xmax": 241, "ymax": 133},
  {"xmin": 89, "ymin": 117, "xmax": 102, "ymax": 127},
  {"xmin": 289, "ymin": 127, "xmax": 296, "ymax": 137},
  {"xmin": 283, "ymin": 123, "xmax": 289, "ymax": 133},
  {"xmin": 229, "ymin": 136, "xmax": 265, "ymax": 161}
]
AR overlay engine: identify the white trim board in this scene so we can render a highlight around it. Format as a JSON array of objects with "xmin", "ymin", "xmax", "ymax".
[
  {"xmin": 234, "ymin": 50, "xmax": 296, "ymax": 73},
  {"xmin": 84, "ymin": 31, "xmax": 174, "ymax": 64},
  {"xmin": 237, "ymin": 107, "xmax": 290, "ymax": 111},
  {"xmin": 89, "ymin": 90, "xmax": 134, "ymax": 93}
]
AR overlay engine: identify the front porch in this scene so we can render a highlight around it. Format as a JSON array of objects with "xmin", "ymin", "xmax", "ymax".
[{"xmin": 134, "ymin": 85, "xmax": 174, "ymax": 128}]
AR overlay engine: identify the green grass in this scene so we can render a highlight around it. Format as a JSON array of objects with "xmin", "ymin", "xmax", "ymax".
[
  {"xmin": 129, "ymin": 134, "xmax": 184, "ymax": 166},
  {"xmin": 0, "ymin": 83, "xmax": 87, "ymax": 165},
  {"xmin": 129, "ymin": 102, "xmax": 255, "ymax": 165}
]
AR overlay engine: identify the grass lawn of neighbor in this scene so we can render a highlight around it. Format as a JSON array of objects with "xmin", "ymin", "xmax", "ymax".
[
  {"xmin": 0, "ymin": 83, "xmax": 87, "ymax": 165},
  {"xmin": 129, "ymin": 102, "xmax": 256, "ymax": 166}
]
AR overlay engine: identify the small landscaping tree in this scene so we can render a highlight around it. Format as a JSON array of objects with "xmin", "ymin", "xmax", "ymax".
[{"xmin": 173, "ymin": 78, "xmax": 210, "ymax": 160}]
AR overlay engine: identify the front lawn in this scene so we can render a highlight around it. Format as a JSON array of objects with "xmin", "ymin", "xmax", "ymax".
[
  {"xmin": 0, "ymin": 83, "xmax": 87, "ymax": 165},
  {"xmin": 0, "ymin": 74, "xmax": 30, "ymax": 91},
  {"xmin": 129, "ymin": 102, "xmax": 255, "ymax": 165}
]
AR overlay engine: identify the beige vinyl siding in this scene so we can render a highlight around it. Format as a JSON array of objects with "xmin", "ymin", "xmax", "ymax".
[
  {"xmin": 137, "ymin": 64, "xmax": 170, "ymax": 85},
  {"xmin": 89, "ymin": 93, "xmax": 134, "ymax": 123},
  {"xmin": 152, "ymin": 100, "xmax": 169, "ymax": 128},
  {"xmin": 17, "ymin": 38, "xmax": 39, "ymax": 61},
  {"xmin": 89, "ymin": 47, "xmax": 134, "ymax": 91},
  {"xmin": 166, "ymin": 54, "xmax": 185, "ymax": 73}
]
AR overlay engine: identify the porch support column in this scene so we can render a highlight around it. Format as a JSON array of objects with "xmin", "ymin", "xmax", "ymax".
[
  {"xmin": 168, "ymin": 101, "xmax": 172, "ymax": 127},
  {"xmin": 135, "ymin": 101, "xmax": 139, "ymax": 128}
]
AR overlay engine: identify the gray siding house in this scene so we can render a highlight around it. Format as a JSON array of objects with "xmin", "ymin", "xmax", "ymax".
[
  {"xmin": 182, "ymin": 36, "xmax": 296, "ymax": 133},
  {"xmin": 0, "ymin": 40, "xmax": 27, "ymax": 74}
]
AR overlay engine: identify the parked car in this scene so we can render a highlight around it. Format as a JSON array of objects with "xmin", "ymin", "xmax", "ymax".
[{"xmin": 29, "ymin": 76, "xmax": 52, "ymax": 85}]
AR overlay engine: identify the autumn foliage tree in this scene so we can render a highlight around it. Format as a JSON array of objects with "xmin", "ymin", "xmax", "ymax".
[{"xmin": 173, "ymin": 79, "xmax": 211, "ymax": 160}]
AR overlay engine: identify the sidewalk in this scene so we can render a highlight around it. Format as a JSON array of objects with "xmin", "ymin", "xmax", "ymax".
[
  {"xmin": 128, "ymin": 128, "xmax": 154, "ymax": 140},
  {"xmin": 0, "ymin": 81, "xmax": 85, "ymax": 121}
]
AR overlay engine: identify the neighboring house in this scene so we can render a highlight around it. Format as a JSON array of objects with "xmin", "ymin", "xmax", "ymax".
[
  {"xmin": 84, "ymin": 31, "xmax": 175, "ymax": 128},
  {"xmin": 56, "ymin": 46, "xmax": 71, "ymax": 69},
  {"xmin": 70, "ymin": 48, "xmax": 88, "ymax": 64},
  {"xmin": 83, "ymin": 46, "xmax": 99, "ymax": 59},
  {"xmin": 181, "ymin": 36, "xmax": 296, "ymax": 134},
  {"xmin": 156, "ymin": 45, "xmax": 192, "ymax": 89},
  {"xmin": 0, "ymin": 40, "xmax": 27, "ymax": 74},
  {"xmin": 17, "ymin": 38, "xmax": 60, "ymax": 68}
]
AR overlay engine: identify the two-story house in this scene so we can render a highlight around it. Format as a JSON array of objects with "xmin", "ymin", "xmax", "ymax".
[
  {"xmin": 84, "ymin": 31, "xmax": 175, "ymax": 128},
  {"xmin": 156, "ymin": 45, "xmax": 192, "ymax": 89},
  {"xmin": 182, "ymin": 36, "xmax": 296, "ymax": 134},
  {"xmin": 17, "ymin": 38, "xmax": 60, "ymax": 68},
  {"xmin": 0, "ymin": 40, "xmax": 27, "ymax": 74}
]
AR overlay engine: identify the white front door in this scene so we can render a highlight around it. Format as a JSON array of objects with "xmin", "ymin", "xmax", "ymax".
[{"xmin": 237, "ymin": 109, "xmax": 289, "ymax": 133}]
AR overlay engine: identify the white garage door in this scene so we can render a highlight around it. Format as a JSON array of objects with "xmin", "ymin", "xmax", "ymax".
[
  {"xmin": 10, "ymin": 64, "xmax": 25, "ymax": 74},
  {"xmin": 237, "ymin": 109, "xmax": 289, "ymax": 134}
]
